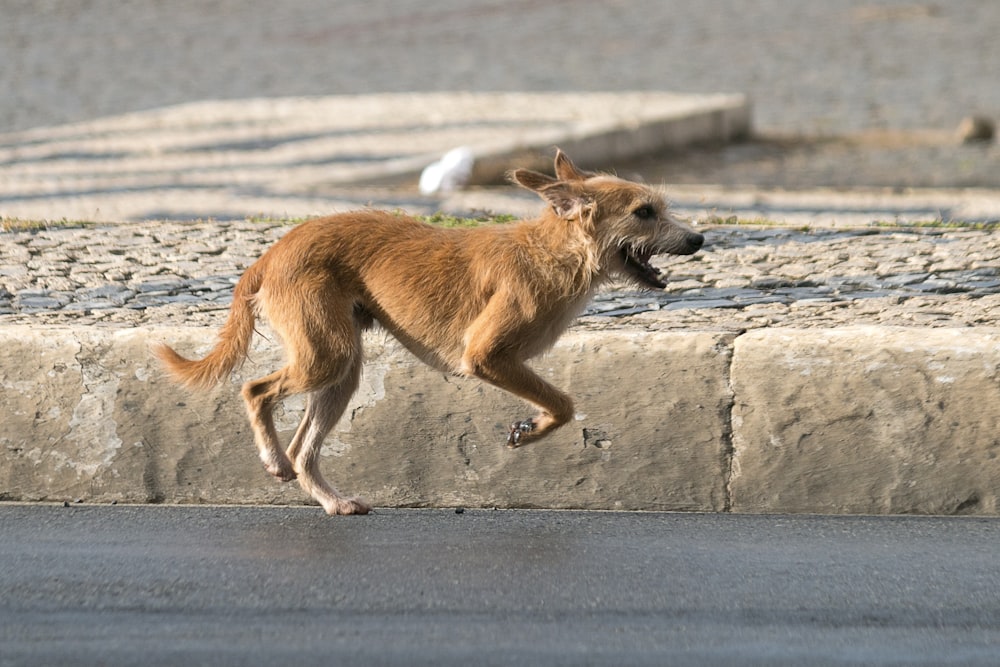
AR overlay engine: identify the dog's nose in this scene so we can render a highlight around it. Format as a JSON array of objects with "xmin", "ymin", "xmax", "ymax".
[{"xmin": 687, "ymin": 232, "xmax": 704, "ymax": 251}]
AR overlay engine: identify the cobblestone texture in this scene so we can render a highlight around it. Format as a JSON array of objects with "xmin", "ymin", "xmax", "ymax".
[{"xmin": 3, "ymin": 220, "xmax": 997, "ymax": 332}]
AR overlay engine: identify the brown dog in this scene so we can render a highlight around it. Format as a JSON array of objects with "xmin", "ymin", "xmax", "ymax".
[{"xmin": 156, "ymin": 150, "xmax": 703, "ymax": 515}]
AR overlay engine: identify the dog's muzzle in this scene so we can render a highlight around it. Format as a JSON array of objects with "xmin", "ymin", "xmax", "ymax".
[
  {"xmin": 621, "ymin": 231, "xmax": 704, "ymax": 289},
  {"xmin": 678, "ymin": 231, "xmax": 704, "ymax": 255}
]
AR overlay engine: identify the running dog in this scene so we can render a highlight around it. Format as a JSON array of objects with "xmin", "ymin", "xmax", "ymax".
[{"xmin": 156, "ymin": 150, "xmax": 703, "ymax": 515}]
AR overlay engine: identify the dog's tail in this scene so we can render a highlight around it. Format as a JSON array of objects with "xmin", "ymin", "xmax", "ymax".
[{"xmin": 154, "ymin": 260, "xmax": 265, "ymax": 391}]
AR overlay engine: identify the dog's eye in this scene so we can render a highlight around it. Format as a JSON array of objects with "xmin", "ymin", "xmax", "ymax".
[{"xmin": 633, "ymin": 205, "xmax": 656, "ymax": 220}]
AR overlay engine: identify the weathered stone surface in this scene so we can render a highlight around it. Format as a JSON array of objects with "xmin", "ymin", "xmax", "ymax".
[
  {"xmin": 7, "ymin": 222, "xmax": 1000, "ymax": 334},
  {"xmin": 11, "ymin": 323, "xmax": 1000, "ymax": 515},
  {"xmin": 730, "ymin": 327, "xmax": 1000, "ymax": 514},
  {"xmin": 0, "ymin": 326, "xmax": 734, "ymax": 511},
  {"xmin": 0, "ymin": 328, "xmax": 301, "ymax": 505}
]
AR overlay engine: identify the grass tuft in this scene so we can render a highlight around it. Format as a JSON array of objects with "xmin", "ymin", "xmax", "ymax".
[
  {"xmin": 1, "ymin": 217, "xmax": 97, "ymax": 232},
  {"xmin": 420, "ymin": 212, "xmax": 519, "ymax": 228}
]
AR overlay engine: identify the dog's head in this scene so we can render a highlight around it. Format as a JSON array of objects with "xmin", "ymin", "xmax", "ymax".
[{"xmin": 510, "ymin": 150, "xmax": 703, "ymax": 289}]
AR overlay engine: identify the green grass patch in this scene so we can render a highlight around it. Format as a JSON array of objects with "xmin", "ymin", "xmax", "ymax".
[
  {"xmin": 2, "ymin": 213, "xmax": 522, "ymax": 232},
  {"xmin": 700, "ymin": 214, "xmax": 815, "ymax": 232},
  {"xmin": 1, "ymin": 217, "xmax": 98, "ymax": 232},
  {"xmin": 701, "ymin": 214, "xmax": 787, "ymax": 227},
  {"xmin": 7, "ymin": 213, "xmax": 992, "ymax": 234},
  {"xmin": 243, "ymin": 214, "xmax": 312, "ymax": 225},
  {"xmin": 419, "ymin": 212, "xmax": 519, "ymax": 228}
]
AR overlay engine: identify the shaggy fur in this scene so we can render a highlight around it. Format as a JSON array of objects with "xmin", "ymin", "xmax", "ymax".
[{"xmin": 156, "ymin": 150, "xmax": 703, "ymax": 515}]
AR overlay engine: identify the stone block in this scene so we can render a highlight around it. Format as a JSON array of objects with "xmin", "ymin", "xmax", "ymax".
[
  {"xmin": 0, "ymin": 326, "xmax": 734, "ymax": 511},
  {"xmin": 730, "ymin": 327, "xmax": 1000, "ymax": 514},
  {"xmin": 0, "ymin": 327, "xmax": 302, "ymax": 505}
]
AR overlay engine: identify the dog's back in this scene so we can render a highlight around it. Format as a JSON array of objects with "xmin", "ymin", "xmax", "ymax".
[{"xmin": 257, "ymin": 209, "xmax": 599, "ymax": 370}]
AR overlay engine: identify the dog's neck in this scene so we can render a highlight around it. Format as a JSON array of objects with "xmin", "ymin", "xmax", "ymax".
[{"xmin": 517, "ymin": 210, "xmax": 602, "ymax": 295}]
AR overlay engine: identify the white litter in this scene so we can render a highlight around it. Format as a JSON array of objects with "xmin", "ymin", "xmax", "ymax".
[{"xmin": 419, "ymin": 146, "xmax": 475, "ymax": 195}]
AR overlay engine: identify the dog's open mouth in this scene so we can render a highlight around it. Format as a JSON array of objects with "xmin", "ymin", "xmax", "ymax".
[{"xmin": 620, "ymin": 245, "xmax": 666, "ymax": 289}]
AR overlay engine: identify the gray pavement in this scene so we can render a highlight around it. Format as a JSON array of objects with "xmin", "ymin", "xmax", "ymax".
[
  {"xmin": 0, "ymin": 92, "xmax": 749, "ymax": 222},
  {"xmin": 2, "ymin": 0, "xmax": 999, "ymax": 197},
  {"xmin": 3, "ymin": 505, "xmax": 1000, "ymax": 666},
  {"xmin": 3, "ymin": 0, "xmax": 998, "ymax": 136}
]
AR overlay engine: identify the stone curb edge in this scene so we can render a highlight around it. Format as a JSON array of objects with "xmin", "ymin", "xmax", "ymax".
[{"xmin": 3, "ymin": 324, "xmax": 998, "ymax": 515}]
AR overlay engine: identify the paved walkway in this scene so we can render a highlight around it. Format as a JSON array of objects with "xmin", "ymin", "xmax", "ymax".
[
  {"xmin": 4, "ymin": 2, "xmax": 1000, "ymax": 523},
  {"xmin": 2, "ymin": 1, "xmax": 998, "ymax": 195},
  {"xmin": 4, "ymin": 1, "xmax": 998, "ymax": 137},
  {"xmin": 4, "ymin": 206, "xmax": 999, "ymax": 332},
  {"xmin": 0, "ymin": 92, "xmax": 747, "ymax": 223}
]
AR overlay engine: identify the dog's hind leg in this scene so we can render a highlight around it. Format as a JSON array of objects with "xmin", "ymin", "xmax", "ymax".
[
  {"xmin": 288, "ymin": 357, "xmax": 371, "ymax": 515},
  {"xmin": 241, "ymin": 368, "xmax": 299, "ymax": 482},
  {"xmin": 267, "ymin": 295, "xmax": 371, "ymax": 515},
  {"xmin": 241, "ymin": 287, "xmax": 366, "ymax": 487}
]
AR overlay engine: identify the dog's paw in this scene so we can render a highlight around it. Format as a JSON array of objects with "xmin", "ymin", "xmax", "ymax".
[
  {"xmin": 262, "ymin": 455, "xmax": 297, "ymax": 482},
  {"xmin": 323, "ymin": 496, "xmax": 372, "ymax": 516},
  {"xmin": 507, "ymin": 419, "xmax": 536, "ymax": 448}
]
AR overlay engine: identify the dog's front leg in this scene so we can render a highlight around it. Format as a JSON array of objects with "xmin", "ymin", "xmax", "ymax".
[
  {"xmin": 468, "ymin": 355, "xmax": 574, "ymax": 447},
  {"xmin": 460, "ymin": 300, "xmax": 575, "ymax": 447}
]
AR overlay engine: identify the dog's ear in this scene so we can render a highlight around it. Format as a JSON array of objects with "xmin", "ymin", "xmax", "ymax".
[
  {"xmin": 553, "ymin": 149, "xmax": 592, "ymax": 181},
  {"xmin": 544, "ymin": 186, "xmax": 592, "ymax": 220},
  {"xmin": 510, "ymin": 168, "xmax": 592, "ymax": 220},
  {"xmin": 508, "ymin": 168, "xmax": 557, "ymax": 192}
]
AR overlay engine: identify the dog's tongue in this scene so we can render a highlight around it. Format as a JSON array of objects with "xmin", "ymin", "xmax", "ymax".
[
  {"xmin": 625, "ymin": 253, "xmax": 666, "ymax": 289},
  {"xmin": 642, "ymin": 264, "xmax": 667, "ymax": 289}
]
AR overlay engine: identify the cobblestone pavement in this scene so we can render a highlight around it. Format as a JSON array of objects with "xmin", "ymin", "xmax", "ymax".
[{"xmin": 4, "ymin": 218, "xmax": 999, "ymax": 332}]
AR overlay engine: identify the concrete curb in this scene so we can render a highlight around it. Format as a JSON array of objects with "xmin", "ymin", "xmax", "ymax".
[{"xmin": 4, "ymin": 324, "xmax": 998, "ymax": 515}]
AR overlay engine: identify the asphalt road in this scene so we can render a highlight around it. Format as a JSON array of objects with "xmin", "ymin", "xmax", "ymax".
[{"xmin": 3, "ymin": 505, "xmax": 1000, "ymax": 666}]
